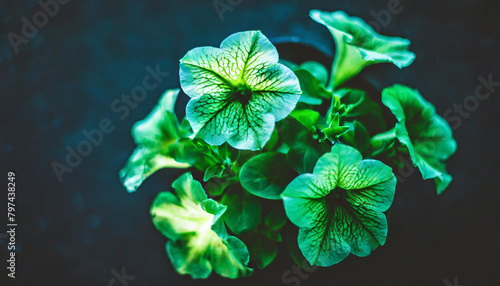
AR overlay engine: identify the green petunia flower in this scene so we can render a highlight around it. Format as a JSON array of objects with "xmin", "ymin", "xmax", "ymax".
[
  {"xmin": 382, "ymin": 84, "xmax": 457, "ymax": 194},
  {"xmin": 180, "ymin": 30, "xmax": 302, "ymax": 151},
  {"xmin": 119, "ymin": 89, "xmax": 192, "ymax": 192},
  {"xmin": 151, "ymin": 172, "xmax": 253, "ymax": 279},
  {"xmin": 281, "ymin": 143, "xmax": 396, "ymax": 266},
  {"xmin": 310, "ymin": 10, "xmax": 415, "ymax": 90}
]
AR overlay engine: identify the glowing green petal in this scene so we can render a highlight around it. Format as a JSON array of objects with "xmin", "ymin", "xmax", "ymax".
[
  {"xmin": 180, "ymin": 30, "xmax": 301, "ymax": 150},
  {"xmin": 282, "ymin": 144, "xmax": 396, "ymax": 266},
  {"xmin": 382, "ymin": 84, "xmax": 457, "ymax": 194},
  {"xmin": 151, "ymin": 173, "xmax": 253, "ymax": 279},
  {"xmin": 310, "ymin": 10, "xmax": 415, "ymax": 89},
  {"xmin": 119, "ymin": 89, "xmax": 191, "ymax": 192},
  {"xmin": 119, "ymin": 146, "xmax": 190, "ymax": 192}
]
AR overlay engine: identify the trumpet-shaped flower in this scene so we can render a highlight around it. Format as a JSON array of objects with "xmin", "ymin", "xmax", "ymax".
[
  {"xmin": 180, "ymin": 30, "xmax": 302, "ymax": 150},
  {"xmin": 151, "ymin": 172, "xmax": 253, "ymax": 279},
  {"xmin": 310, "ymin": 10, "xmax": 415, "ymax": 89},
  {"xmin": 382, "ymin": 84, "xmax": 457, "ymax": 194},
  {"xmin": 282, "ymin": 144, "xmax": 396, "ymax": 266}
]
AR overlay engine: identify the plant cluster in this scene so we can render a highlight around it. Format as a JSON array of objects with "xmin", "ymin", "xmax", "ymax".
[{"xmin": 119, "ymin": 10, "xmax": 456, "ymax": 279}]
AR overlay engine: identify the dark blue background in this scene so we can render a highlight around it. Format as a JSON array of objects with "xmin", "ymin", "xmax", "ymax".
[{"xmin": 1, "ymin": 0, "xmax": 499, "ymax": 285}]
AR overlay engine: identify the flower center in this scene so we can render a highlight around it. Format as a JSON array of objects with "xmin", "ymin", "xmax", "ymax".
[
  {"xmin": 327, "ymin": 186, "xmax": 347, "ymax": 200},
  {"xmin": 232, "ymin": 83, "xmax": 253, "ymax": 105}
]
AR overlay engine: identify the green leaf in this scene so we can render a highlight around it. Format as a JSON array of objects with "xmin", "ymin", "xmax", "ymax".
[
  {"xmin": 294, "ymin": 66, "xmax": 331, "ymax": 105},
  {"xmin": 337, "ymin": 88, "xmax": 386, "ymax": 134},
  {"xmin": 322, "ymin": 112, "xmax": 350, "ymax": 142},
  {"xmin": 206, "ymin": 179, "xmax": 231, "ymax": 197},
  {"xmin": 247, "ymin": 233, "xmax": 279, "ymax": 269},
  {"xmin": 204, "ymin": 164, "xmax": 225, "ymax": 182},
  {"xmin": 340, "ymin": 121, "xmax": 370, "ymax": 154},
  {"xmin": 119, "ymin": 89, "xmax": 191, "ymax": 192},
  {"xmin": 262, "ymin": 229, "xmax": 282, "ymax": 242},
  {"xmin": 290, "ymin": 110, "xmax": 320, "ymax": 131},
  {"xmin": 299, "ymin": 61, "xmax": 329, "ymax": 86},
  {"xmin": 215, "ymin": 143, "xmax": 240, "ymax": 163},
  {"xmin": 240, "ymin": 152, "xmax": 296, "ymax": 200},
  {"xmin": 283, "ymin": 118, "xmax": 331, "ymax": 174},
  {"xmin": 264, "ymin": 208, "xmax": 287, "ymax": 231},
  {"xmin": 370, "ymin": 128, "xmax": 397, "ymax": 157},
  {"xmin": 382, "ymin": 84, "xmax": 457, "ymax": 194},
  {"xmin": 310, "ymin": 10, "xmax": 415, "ymax": 89},
  {"xmin": 180, "ymin": 30, "xmax": 302, "ymax": 150},
  {"xmin": 221, "ymin": 185, "xmax": 262, "ymax": 234},
  {"xmin": 151, "ymin": 173, "xmax": 252, "ymax": 279},
  {"xmin": 281, "ymin": 144, "xmax": 396, "ymax": 266}
]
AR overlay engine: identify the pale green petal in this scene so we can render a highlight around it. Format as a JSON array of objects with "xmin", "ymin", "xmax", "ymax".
[
  {"xmin": 179, "ymin": 47, "xmax": 234, "ymax": 98},
  {"xmin": 166, "ymin": 239, "xmax": 213, "ymax": 279},
  {"xmin": 187, "ymin": 95, "xmax": 275, "ymax": 150},
  {"xmin": 171, "ymin": 172, "xmax": 209, "ymax": 204},
  {"xmin": 345, "ymin": 176, "xmax": 397, "ymax": 212},
  {"xmin": 132, "ymin": 88, "xmax": 181, "ymax": 145},
  {"xmin": 151, "ymin": 173, "xmax": 209, "ymax": 240},
  {"xmin": 382, "ymin": 84, "xmax": 456, "ymax": 194},
  {"xmin": 282, "ymin": 144, "xmax": 396, "ymax": 266},
  {"xmin": 310, "ymin": 10, "xmax": 415, "ymax": 89},
  {"xmin": 282, "ymin": 173, "xmax": 333, "ymax": 200},
  {"xmin": 297, "ymin": 210, "xmax": 350, "ymax": 266},
  {"xmin": 151, "ymin": 174, "xmax": 252, "ymax": 279},
  {"xmin": 312, "ymin": 143, "xmax": 362, "ymax": 180},
  {"xmin": 119, "ymin": 89, "xmax": 193, "ymax": 192},
  {"xmin": 180, "ymin": 30, "xmax": 301, "ymax": 150},
  {"xmin": 339, "ymin": 159, "xmax": 395, "ymax": 190},
  {"xmin": 330, "ymin": 202, "xmax": 386, "ymax": 256},
  {"xmin": 220, "ymin": 30, "xmax": 279, "ymax": 82},
  {"xmin": 201, "ymin": 199, "xmax": 253, "ymax": 278}
]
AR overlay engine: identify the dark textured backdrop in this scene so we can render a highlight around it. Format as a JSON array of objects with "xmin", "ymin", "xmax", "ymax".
[{"xmin": 1, "ymin": 0, "xmax": 499, "ymax": 285}]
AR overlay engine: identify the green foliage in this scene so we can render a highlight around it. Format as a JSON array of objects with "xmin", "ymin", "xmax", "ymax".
[
  {"xmin": 336, "ymin": 88, "xmax": 385, "ymax": 134},
  {"xmin": 221, "ymin": 185, "xmax": 262, "ymax": 234},
  {"xmin": 293, "ymin": 61, "xmax": 332, "ymax": 105},
  {"xmin": 119, "ymin": 10, "xmax": 456, "ymax": 278},
  {"xmin": 240, "ymin": 152, "xmax": 296, "ymax": 199}
]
